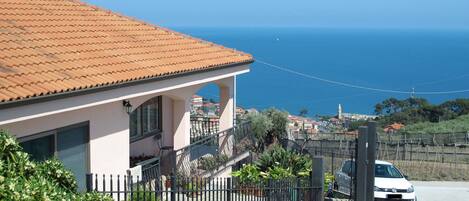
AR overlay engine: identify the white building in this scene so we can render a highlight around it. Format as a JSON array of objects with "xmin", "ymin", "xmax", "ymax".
[{"xmin": 0, "ymin": 0, "xmax": 253, "ymax": 191}]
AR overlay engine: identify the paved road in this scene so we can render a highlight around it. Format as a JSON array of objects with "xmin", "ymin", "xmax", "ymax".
[{"xmin": 413, "ymin": 181, "xmax": 469, "ymax": 201}]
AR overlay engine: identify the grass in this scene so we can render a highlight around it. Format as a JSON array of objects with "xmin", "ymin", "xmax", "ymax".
[
  {"xmin": 391, "ymin": 160, "xmax": 469, "ymax": 181},
  {"xmin": 402, "ymin": 114, "xmax": 469, "ymax": 134}
]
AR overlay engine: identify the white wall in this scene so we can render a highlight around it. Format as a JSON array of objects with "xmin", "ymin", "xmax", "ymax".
[
  {"xmin": 2, "ymin": 101, "xmax": 130, "ymax": 175},
  {"xmin": 0, "ymin": 65, "xmax": 250, "ymax": 178}
]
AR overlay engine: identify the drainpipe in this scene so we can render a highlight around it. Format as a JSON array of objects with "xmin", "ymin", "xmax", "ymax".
[{"xmin": 233, "ymin": 75, "xmax": 237, "ymax": 128}]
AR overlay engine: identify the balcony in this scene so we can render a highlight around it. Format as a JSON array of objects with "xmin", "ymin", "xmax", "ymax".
[
  {"xmin": 176, "ymin": 121, "xmax": 254, "ymax": 177},
  {"xmin": 190, "ymin": 117, "xmax": 220, "ymax": 142}
]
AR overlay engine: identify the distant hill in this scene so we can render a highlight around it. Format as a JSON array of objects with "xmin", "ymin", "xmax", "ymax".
[{"xmin": 401, "ymin": 114, "xmax": 469, "ymax": 134}]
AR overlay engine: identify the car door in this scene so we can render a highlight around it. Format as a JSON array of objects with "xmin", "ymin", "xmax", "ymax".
[{"xmin": 336, "ymin": 160, "xmax": 352, "ymax": 195}]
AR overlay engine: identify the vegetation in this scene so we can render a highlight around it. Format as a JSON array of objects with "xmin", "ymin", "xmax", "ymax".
[
  {"xmin": 375, "ymin": 98, "xmax": 469, "ymax": 126},
  {"xmin": 232, "ymin": 164, "xmax": 263, "ymax": 184},
  {"xmin": 232, "ymin": 146, "xmax": 311, "ymax": 184},
  {"xmin": 298, "ymin": 108, "xmax": 309, "ymax": 117},
  {"xmin": 401, "ymin": 114, "xmax": 469, "ymax": 134},
  {"xmin": 0, "ymin": 130, "xmax": 112, "ymax": 201},
  {"xmin": 198, "ymin": 154, "xmax": 229, "ymax": 171},
  {"xmin": 247, "ymin": 108, "xmax": 289, "ymax": 151},
  {"xmin": 256, "ymin": 145, "xmax": 311, "ymax": 177},
  {"xmin": 347, "ymin": 119, "xmax": 368, "ymax": 131}
]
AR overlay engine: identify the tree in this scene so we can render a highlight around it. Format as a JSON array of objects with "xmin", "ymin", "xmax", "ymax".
[
  {"xmin": 375, "ymin": 97, "xmax": 469, "ymax": 127},
  {"xmin": 264, "ymin": 108, "xmax": 289, "ymax": 142},
  {"xmin": 298, "ymin": 108, "xmax": 308, "ymax": 117},
  {"xmin": 247, "ymin": 113, "xmax": 273, "ymax": 152}
]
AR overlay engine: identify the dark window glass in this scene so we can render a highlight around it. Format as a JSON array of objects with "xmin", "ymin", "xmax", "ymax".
[
  {"xmin": 20, "ymin": 135, "xmax": 54, "ymax": 162},
  {"xmin": 130, "ymin": 96, "xmax": 161, "ymax": 141},
  {"xmin": 19, "ymin": 123, "xmax": 89, "ymax": 191},
  {"xmin": 57, "ymin": 125, "xmax": 88, "ymax": 191},
  {"xmin": 375, "ymin": 164, "xmax": 403, "ymax": 178}
]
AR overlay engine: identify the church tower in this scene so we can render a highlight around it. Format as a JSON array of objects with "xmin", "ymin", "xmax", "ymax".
[{"xmin": 338, "ymin": 104, "xmax": 343, "ymax": 120}]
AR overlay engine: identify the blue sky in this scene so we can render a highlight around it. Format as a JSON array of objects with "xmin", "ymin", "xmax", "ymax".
[{"xmin": 85, "ymin": 0, "xmax": 469, "ymax": 29}]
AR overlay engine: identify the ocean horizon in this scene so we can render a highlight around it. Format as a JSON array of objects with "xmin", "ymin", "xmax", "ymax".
[{"xmin": 174, "ymin": 27, "xmax": 469, "ymax": 116}]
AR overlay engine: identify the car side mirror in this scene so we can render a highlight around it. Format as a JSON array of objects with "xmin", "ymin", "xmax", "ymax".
[{"xmin": 404, "ymin": 175, "xmax": 409, "ymax": 180}]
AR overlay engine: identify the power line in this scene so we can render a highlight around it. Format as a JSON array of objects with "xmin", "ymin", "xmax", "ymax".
[{"xmin": 256, "ymin": 59, "xmax": 469, "ymax": 95}]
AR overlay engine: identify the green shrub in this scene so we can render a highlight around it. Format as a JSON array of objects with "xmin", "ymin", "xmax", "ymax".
[
  {"xmin": 232, "ymin": 164, "xmax": 262, "ymax": 185},
  {"xmin": 0, "ymin": 130, "xmax": 112, "ymax": 201},
  {"xmin": 256, "ymin": 145, "xmax": 312, "ymax": 177},
  {"xmin": 128, "ymin": 186, "xmax": 160, "ymax": 201},
  {"xmin": 233, "ymin": 146, "xmax": 312, "ymax": 185},
  {"xmin": 199, "ymin": 154, "xmax": 229, "ymax": 171}
]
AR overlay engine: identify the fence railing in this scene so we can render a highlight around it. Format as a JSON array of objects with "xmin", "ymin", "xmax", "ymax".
[
  {"xmin": 311, "ymin": 131, "xmax": 469, "ymax": 146},
  {"xmin": 176, "ymin": 121, "xmax": 254, "ymax": 177},
  {"xmin": 135, "ymin": 157, "xmax": 160, "ymax": 182},
  {"xmin": 86, "ymin": 173, "xmax": 322, "ymax": 201},
  {"xmin": 300, "ymin": 138, "xmax": 469, "ymax": 165},
  {"xmin": 190, "ymin": 117, "xmax": 220, "ymax": 143}
]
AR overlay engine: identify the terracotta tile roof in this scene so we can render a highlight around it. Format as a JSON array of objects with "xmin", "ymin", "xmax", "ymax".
[{"xmin": 0, "ymin": 0, "xmax": 253, "ymax": 105}]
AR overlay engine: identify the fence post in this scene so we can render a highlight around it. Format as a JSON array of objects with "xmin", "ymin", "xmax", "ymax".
[
  {"xmin": 170, "ymin": 172, "xmax": 176, "ymax": 201},
  {"xmin": 267, "ymin": 178, "xmax": 272, "ymax": 201},
  {"xmin": 226, "ymin": 177, "xmax": 232, "ymax": 201},
  {"xmin": 366, "ymin": 122, "xmax": 377, "ymax": 201},
  {"xmin": 311, "ymin": 156, "xmax": 324, "ymax": 201},
  {"xmin": 356, "ymin": 127, "xmax": 368, "ymax": 201},
  {"xmin": 86, "ymin": 173, "xmax": 93, "ymax": 192}
]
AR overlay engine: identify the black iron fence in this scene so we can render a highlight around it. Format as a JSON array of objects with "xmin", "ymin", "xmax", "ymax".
[
  {"xmin": 86, "ymin": 174, "xmax": 322, "ymax": 201},
  {"xmin": 190, "ymin": 117, "xmax": 219, "ymax": 143},
  {"xmin": 292, "ymin": 138, "xmax": 358, "ymax": 200}
]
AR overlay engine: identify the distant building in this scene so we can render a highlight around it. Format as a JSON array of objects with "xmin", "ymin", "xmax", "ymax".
[
  {"xmin": 288, "ymin": 115, "xmax": 319, "ymax": 138},
  {"xmin": 338, "ymin": 104, "xmax": 343, "ymax": 120},
  {"xmin": 384, "ymin": 123, "xmax": 405, "ymax": 134},
  {"xmin": 190, "ymin": 95, "xmax": 204, "ymax": 115},
  {"xmin": 337, "ymin": 104, "xmax": 378, "ymax": 121}
]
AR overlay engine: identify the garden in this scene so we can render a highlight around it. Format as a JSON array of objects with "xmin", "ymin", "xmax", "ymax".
[{"xmin": 0, "ymin": 130, "xmax": 113, "ymax": 201}]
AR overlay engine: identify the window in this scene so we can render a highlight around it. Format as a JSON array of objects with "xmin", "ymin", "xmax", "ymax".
[
  {"xmin": 130, "ymin": 96, "xmax": 162, "ymax": 141},
  {"xmin": 19, "ymin": 122, "xmax": 89, "ymax": 191},
  {"xmin": 375, "ymin": 164, "xmax": 403, "ymax": 178}
]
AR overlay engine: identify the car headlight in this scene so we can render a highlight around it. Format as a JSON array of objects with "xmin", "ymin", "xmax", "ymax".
[
  {"xmin": 407, "ymin": 185, "xmax": 414, "ymax": 193},
  {"xmin": 374, "ymin": 186, "xmax": 386, "ymax": 192}
]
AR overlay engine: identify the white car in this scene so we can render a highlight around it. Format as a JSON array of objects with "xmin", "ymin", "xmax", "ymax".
[{"xmin": 334, "ymin": 160, "xmax": 417, "ymax": 201}]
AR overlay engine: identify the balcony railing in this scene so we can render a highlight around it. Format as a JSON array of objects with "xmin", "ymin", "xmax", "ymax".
[
  {"xmin": 176, "ymin": 121, "xmax": 253, "ymax": 176},
  {"xmin": 190, "ymin": 117, "xmax": 220, "ymax": 143}
]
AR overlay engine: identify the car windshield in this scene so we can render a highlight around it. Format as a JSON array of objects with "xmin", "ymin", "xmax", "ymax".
[
  {"xmin": 375, "ymin": 164, "xmax": 403, "ymax": 178},
  {"xmin": 341, "ymin": 161, "xmax": 404, "ymax": 179}
]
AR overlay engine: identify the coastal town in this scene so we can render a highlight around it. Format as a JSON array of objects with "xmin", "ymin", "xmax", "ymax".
[{"xmin": 190, "ymin": 95, "xmax": 380, "ymax": 138}]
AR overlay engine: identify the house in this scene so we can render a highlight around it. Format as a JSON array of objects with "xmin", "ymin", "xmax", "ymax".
[
  {"xmin": 384, "ymin": 123, "xmax": 405, "ymax": 134},
  {"xmin": 0, "ymin": 0, "xmax": 253, "ymax": 190},
  {"xmin": 287, "ymin": 115, "xmax": 319, "ymax": 138},
  {"xmin": 190, "ymin": 95, "xmax": 204, "ymax": 114}
]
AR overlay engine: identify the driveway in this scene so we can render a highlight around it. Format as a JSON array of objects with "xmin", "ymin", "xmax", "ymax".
[{"xmin": 412, "ymin": 181, "xmax": 469, "ymax": 201}]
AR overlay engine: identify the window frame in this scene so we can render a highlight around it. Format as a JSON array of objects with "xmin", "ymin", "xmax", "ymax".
[
  {"xmin": 17, "ymin": 121, "xmax": 90, "ymax": 171},
  {"xmin": 130, "ymin": 96, "xmax": 163, "ymax": 143}
]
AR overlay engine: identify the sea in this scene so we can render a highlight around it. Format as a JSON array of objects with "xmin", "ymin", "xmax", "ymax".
[{"xmin": 174, "ymin": 27, "xmax": 469, "ymax": 116}]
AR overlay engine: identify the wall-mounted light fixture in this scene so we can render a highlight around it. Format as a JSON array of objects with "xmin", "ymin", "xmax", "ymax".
[{"xmin": 123, "ymin": 100, "xmax": 133, "ymax": 114}]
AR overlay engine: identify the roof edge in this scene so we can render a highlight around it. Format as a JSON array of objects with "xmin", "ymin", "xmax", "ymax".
[{"xmin": 0, "ymin": 60, "xmax": 253, "ymax": 110}]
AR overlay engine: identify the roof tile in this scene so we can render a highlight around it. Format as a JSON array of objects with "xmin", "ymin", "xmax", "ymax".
[{"xmin": 0, "ymin": 0, "xmax": 253, "ymax": 104}]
